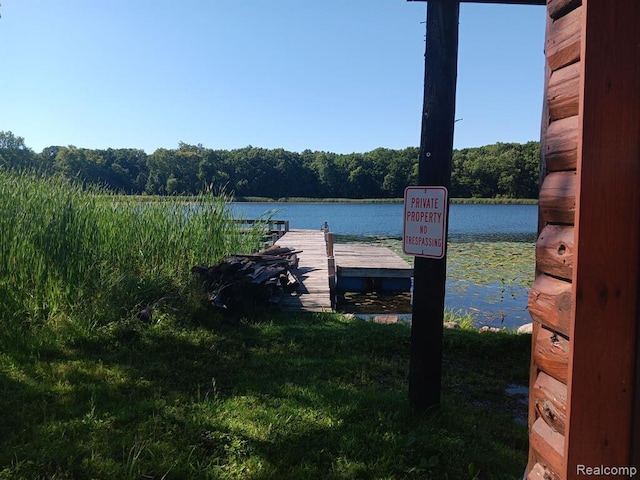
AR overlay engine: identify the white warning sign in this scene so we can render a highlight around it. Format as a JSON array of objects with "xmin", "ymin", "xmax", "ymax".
[{"xmin": 403, "ymin": 186, "xmax": 448, "ymax": 258}]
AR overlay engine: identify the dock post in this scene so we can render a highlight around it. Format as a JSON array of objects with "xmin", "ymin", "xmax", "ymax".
[
  {"xmin": 325, "ymin": 231, "xmax": 334, "ymax": 257},
  {"xmin": 325, "ymin": 230, "xmax": 336, "ymax": 308}
]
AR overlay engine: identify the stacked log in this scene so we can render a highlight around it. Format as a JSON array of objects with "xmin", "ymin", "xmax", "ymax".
[
  {"xmin": 527, "ymin": 1, "xmax": 582, "ymax": 478},
  {"xmin": 191, "ymin": 245, "xmax": 302, "ymax": 312}
]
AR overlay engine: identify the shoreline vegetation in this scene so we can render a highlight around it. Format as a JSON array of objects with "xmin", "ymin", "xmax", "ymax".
[
  {"xmin": 234, "ymin": 197, "xmax": 538, "ymax": 205},
  {"xmin": 113, "ymin": 194, "xmax": 538, "ymax": 205},
  {"xmin": 2, "ymin": 130, "xmax": 540, "ymax": 201},
  {"xmin": 0, "ymin": 170, "xmax": 531, "ymax": 479}
]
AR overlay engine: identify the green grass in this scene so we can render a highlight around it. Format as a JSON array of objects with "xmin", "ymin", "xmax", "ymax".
[
  {"xmin": 0, "ymin": 313, "xmax": 530, "ymax": 479},
  {"xmin": 444, "ymin": 309, "xmax": 476, "ymax": 330}
]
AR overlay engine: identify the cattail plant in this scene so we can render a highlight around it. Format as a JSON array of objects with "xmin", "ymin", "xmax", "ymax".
[{"xmin": 0, "ymin": 171, "xmax": 263, "ymax": 343}]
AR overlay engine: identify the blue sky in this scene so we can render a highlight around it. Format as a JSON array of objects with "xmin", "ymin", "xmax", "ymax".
[{"xmin": 0, "ymin": 1, "xmax": 546, "ymax": 154}]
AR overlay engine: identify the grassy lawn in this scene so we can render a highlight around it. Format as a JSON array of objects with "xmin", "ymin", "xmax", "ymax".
[{"xmin": 0, "ymin": 312, "xmax": 530, "ymax": 479}]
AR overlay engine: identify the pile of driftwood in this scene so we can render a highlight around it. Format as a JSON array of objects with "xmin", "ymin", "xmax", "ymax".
[{"xmin": 191, "ymin": 245, "xmax": 302, "ymax": 312}]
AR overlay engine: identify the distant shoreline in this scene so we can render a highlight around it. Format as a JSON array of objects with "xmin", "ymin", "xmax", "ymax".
[
  {"xmin": 234, "ymin": 196, "xmax": 538, "ymax": 205},
  {"xmin": 110, "ymin": 194, "xmax": 538, "ymax": 205}
]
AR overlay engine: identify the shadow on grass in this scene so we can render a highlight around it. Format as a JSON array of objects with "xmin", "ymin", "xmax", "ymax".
[{"xmin": 0, "ymin": 312, "xmax": 531, "ymax": 479}]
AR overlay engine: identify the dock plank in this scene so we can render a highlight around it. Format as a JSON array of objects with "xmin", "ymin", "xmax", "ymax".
[
  {"xmin": 334, "ymin": 244, "xmax": 413, "ymax": 278},
  {"xmin": 274, "ymin": 229, "xmax": 332, "ymax": 312}
]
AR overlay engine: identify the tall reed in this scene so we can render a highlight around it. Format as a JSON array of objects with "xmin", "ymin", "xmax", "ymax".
[{"xmin": 0, "ymin": 171, "xmax": 262, "ymax": 344}]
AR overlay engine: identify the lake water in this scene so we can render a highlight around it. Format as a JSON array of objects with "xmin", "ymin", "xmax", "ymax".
[
  {"xmin": 231, "ymin": 202, "xmax": 537, "ymax": 329},
  {"xmin": 230, "ymin": 202, "xmax": 538, "ymax": 243}
]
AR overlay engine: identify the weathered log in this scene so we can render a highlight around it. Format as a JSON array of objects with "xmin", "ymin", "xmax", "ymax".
[
  {"xmin": 534, "ymin": 326, "xmax": 570, "ymax": 384},
  {"xmin": 530, "ymin": 417, "xmax": 566, "ymax": 478},
  {"xmin": 526, "ymin": 463, "xmax": 546, "ymax": 480},
  {"xmin": 528, "ymin": 274, "xmax": 572, "ymax": 337},
  {"xmin": 532, "ymin": 371, "xmax": 567, "ymax": 436},
  {"xmin": 546, "ymin": 6, "xmax": 581, "ymax": 70},
  {"xmin": 548, "ymin": 0, "xmax": 581, "ymax": 20},
  {"xmin": 527, "ymin": 461, "xmax": 563, "ymax": 480},
  {"xmin": 545, "ymin": 116, "xmax": 578, "ymax": 172},
  {"xmin": 539, "ymin": 171, "xmax": 576, "ymax": 225},
  {"xmin": 258, "ymin": 244, "xmax": 302, "ymax": 259},
  {"xmin": 548, "ymin": 62, "xmax": 580, "ymax": 121},
  {"xmin": 536, "ymin": 225, "xmax": 574, "ymax": 281}
]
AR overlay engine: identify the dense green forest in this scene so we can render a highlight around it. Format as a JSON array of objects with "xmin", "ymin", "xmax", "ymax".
[{"xmin": 0, "ymin": 130, "xmax": 540, "ymax": 199}]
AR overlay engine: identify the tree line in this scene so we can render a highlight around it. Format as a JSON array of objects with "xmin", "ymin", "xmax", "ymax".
[{"xmin": 0, "ymin": 131, "xmax": 540, "ymax": 199}]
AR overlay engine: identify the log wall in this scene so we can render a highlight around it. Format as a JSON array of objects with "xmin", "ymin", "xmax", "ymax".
[
  {"xmin": 528, "ymin": 1, "xmax": 640, "ymax": 478},
  {"xmin": 527, "ymin": 1, "xmax": 581, "ymax": 478}
]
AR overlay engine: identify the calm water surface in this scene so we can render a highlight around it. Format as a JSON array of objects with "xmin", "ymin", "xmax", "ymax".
[
  {"xmin": 231, "ymin": 202, "xmax": 537, "ymax": 242},
  {"xmin": 231, "ymin": 202, "xmax": 537, "ymax": 328}
]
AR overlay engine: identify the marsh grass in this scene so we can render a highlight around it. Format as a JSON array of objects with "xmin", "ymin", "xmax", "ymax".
[
  {"xmin": 0, "ymin": 171, "xmax": 262, "ymax": 351},
  {"xmin": 444, "ymin": 309, "xmax": 476, "ymax": 330}
]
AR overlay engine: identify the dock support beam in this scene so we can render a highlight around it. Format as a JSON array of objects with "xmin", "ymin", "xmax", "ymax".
[{"xmin": 408, "ymin": 0, "xmax": 459, "ymax": 411}]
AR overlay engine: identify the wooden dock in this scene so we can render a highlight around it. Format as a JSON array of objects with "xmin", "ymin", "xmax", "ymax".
[
  {"xmin": 273, "ymin": 229, "xmax": 333, "ymax": 312},
  {"xmin": 271, "ymin": 229, "xmax": 413, "ymax": 312},
  {"xmin": 334, "ymin": 243, "xmax": 413, "ymax": 293},
  {"xmin": 334, "ymin": 243, "xmax": 413, "ymax": 278}
]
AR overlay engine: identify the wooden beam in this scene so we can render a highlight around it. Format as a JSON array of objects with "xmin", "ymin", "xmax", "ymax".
[
  {"xmin": 565, "ymin": 0, "xmax": 640, "ymax": 476},
  {"xmin": 408, "ymin": 0, "xmax": 459, "ymax": 411},
  {"xmin": 407, "ymin": 0, "xmax": 545, "ymax": 4},
  {"xmin": 548, "ymin": 0, "xmax": 581, "ymax": 19},
  {"xmin": 546, "ymin": 5, "xmax": 581, "ymax": 71},
  {"xmin": 532, "ymin": 371, "xmax": 568, "ymax": 436}
]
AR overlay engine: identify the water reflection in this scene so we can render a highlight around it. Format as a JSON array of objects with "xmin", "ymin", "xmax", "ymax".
[
  {"xmin": 445, "ymin": 281, "xmax": 531, "ymax": 330},
  {"xmin": 336, "ymin": 235, "xmax": 534, "ymax": 329},
  {"xmin": 338, "ymin": 282, "xmax": 531, "ymax": 330}
]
